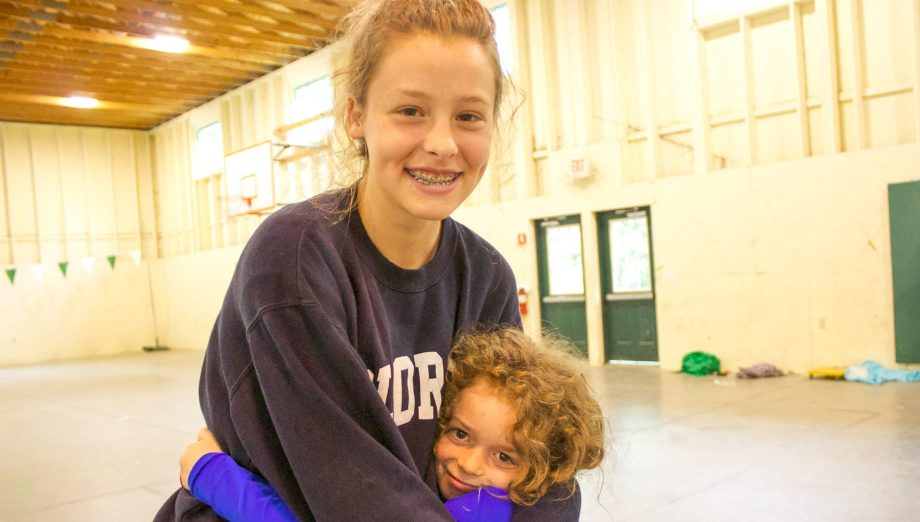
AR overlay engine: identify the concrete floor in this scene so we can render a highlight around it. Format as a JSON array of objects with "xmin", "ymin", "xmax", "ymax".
[{"xmin": 1, "ymin": 350, "xmax": 917, "ymax": 521}]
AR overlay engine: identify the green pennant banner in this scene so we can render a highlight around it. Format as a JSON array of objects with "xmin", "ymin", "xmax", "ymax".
[
  {"xmin": 5, "ymin": 268, "xmax": 14, "ymax": 285},
  {"xmin": 58, "ymin": 262, "xmax": 69, "ymax": 277},
  {"xmin": 107, "ymin": 255, "xmax": 117, "ymax": 270}
]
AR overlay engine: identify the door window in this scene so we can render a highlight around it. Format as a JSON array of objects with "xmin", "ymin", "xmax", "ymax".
[
  {"xmin": 546, "ymin": 223, "xmax": 585, "ymax": 295},
  {"xmin": 609, "ymin": 212, "xmax": 652, "ymax": 293}
]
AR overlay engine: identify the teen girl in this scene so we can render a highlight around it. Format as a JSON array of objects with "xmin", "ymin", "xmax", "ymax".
[
  {"xmin": 179, "ymin": 328, "xmax": 606, "ymax": 522},
  {"xmin": 154, "ymin": 0, "xmax": 586, "ymax": 520}
]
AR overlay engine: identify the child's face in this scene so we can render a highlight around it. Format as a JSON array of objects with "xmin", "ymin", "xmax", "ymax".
[
  {"xmin": 434, "ymin": 380, "xmax": 519, "ymax": 499},
  {"xmin": 347, "ymin": 32, "xmax": 496, "ymax": 225}
]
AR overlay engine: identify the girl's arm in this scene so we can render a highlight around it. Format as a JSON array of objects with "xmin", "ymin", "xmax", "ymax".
[
  {"xmin": 180, "ymin": 428, "xmax": 296, "ymax": 522},
  {"xmin": 181, "ymin": 429, "xmax": 511, "ymax": 522},
  {"xmin": 189, "ymin": 452, "xmax": 297, "ymax": 522}
]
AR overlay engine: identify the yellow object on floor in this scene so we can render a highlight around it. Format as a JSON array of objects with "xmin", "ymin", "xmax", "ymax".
[{"xmin": 808, "ymin": 366, "xmax": 847, "ymax": 379}]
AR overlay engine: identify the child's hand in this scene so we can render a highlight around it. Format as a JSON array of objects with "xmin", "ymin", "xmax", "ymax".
[{"xmin": 180, "ymin": 427, "xmax": 224, "ymax": 490}]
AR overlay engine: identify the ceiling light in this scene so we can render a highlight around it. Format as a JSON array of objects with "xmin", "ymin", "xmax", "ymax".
[
  {"xmin": 147, "ymin": 34, "xmax": 190, "ymax": 53},
  {"xmin": 61, "ymin": 96, "xmax": 100, "ymax": 109}
]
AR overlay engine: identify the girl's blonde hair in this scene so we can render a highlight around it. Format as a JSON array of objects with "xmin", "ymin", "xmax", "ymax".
[
  {"xmin": 328, "ymin": 0, "xmax": 508, "ymax": 192},
  {"xmin": 439, "ymin": 327, "xmax": 606, "ymax": 506}
]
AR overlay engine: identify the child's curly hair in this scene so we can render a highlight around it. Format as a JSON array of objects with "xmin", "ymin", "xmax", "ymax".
[{"xmin": 438, "ymin": 326, "xmax": 606, "ymax": 506}]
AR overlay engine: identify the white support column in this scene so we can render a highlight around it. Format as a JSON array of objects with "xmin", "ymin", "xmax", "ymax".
[
  {"xmin": 0, "ymin": 130, "xmax": 13, "ymax": 264},
  {"xmin": 55, "ymin": 130, "xmax": 69, "ymax": 263},
  {"xmin": 27, "ymin": 132, "xmax": 41, "ymax": 262},
  {"xmin": 817, "ymin": 0, "xmax": 841, "ymax": 153},
  {"xmin": 636, "ymin": 0, "xmax": 659, "ymax": 180},
  {"xmin": 182, "ymin": 122, "xmax": 199, "ymax": 254},
  {"xmin": 107, "ymin": 134, "xmax": 121, "ymax": 254},
  {"xmin": 570, "ymin": 0, "xmax": 593, "ymax": 148},
  {"xmin": 81, "ymin": 132, "xmax": 93, "ymax": 257},
  {"xmin": 792, "ymin": 1, "xmax": 812, "ymax": 157},
  {"xmin": 598, "ymin": 0, "xmax": 628, "ymax": 184},
  {"xmin": 848, "ymin": 0, "xmax": 866, "ymax": 149},
  {"xmin": 147, "ymin": 134, "xmax": 163, "ymax": 259},
  {"xmin": 510, "ymin": 0, "xmax": 537, "ymax": 201},
  {"xmin": 693, "ymin": 28, "xmax": 712, "ymax": 174},
  {"xmin": 552, "ymin": 0, "xmax": 577, "ymax": 150},
  {"xmin": 131, "ymin": 135, "xmax": 147, "ymax": 259},
  {"xmin": 542, "ymin": 1, "xmax": 561, "ymax": 153},
  {"xmin": 580, "ymin": 210, "xmax": 605, "ymax": 367},
  {"xmin": 525, "ymin": 0, "xmax": 550, "ymax": 154},
  {"xmin": 741, "ymin": 16, "xmax": 758, "ymax": 165},
  {"xmin": 912, "ymin": 0, "xmax": 920, "ymax": 143}
]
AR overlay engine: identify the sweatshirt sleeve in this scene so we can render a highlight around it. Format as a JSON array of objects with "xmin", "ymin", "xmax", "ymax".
[
  {"xmin": 189, "ymin": 452, "xmax": 298, "ymax": 522},
  {"xmin": 224, "ymin": 302, "xmax": 454, "ymax": 521}
]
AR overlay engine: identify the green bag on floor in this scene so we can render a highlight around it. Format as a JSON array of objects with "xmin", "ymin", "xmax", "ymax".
[{"xmin": 681, "ymin": 351, "xmax": 721, "ymax": 376}]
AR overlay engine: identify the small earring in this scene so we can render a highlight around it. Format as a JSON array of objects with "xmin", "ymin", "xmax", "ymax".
[{"xmin": 355, "ymin": 139, "xmax": 367, "ymax": 157}]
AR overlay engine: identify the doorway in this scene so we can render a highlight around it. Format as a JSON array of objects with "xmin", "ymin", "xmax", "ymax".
[
  {"xmin": 535, "ymin": 215, "xmax": 588, "ymax": 356},
  {"xmin": 889, "ymin": 181, "xmax": 920, "ymax": 363},
  {"xmin": 597, "ymin": 208, "xmax": 659, "ymax": 362}
]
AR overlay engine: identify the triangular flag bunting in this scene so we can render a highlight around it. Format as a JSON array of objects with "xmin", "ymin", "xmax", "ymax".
[
  {"xmin": 58, "ymin": 262, "xmax": 69, "ymax": 276},
  {"xmin": 107, "ymin": 255, "xmax": 117, "ymax": 270},
  {"xmin": 4, "ymin": 268, "xmax": 14, "ymax": 284}
]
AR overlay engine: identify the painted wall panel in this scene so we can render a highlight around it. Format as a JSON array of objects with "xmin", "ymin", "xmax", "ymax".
[
  {"xmin": 29, "ymin": 126, "xmax": 63, "ymax": 262},
  {"xmin": 0, "ymin": 131, "xmax": 8, "ymax": 265},
  {"xmin": 835, "ymin": 0, "xmax": 855, "ymax": 94},
  {"xmin": 801, "ymin": 2, "xmax": 824, "ymax": 99},
  {"xmin": 110, "ymin": 132, "xmax": 141, "ymax": 252},
  {"xmin": 862, "ymin": 0, "xmax": 914, "ymax": 89},
  {"xmin": 2, "ymin": 125, "xmax": 38, "ymax": 263},
  {"xmin": 58, "ymin": 127, "xmax": 90, "ymax": 260},
  {"xmin": 705, "ymin": 30, "xmax": 745, "ymax": 118},
  {"xmin": 866, "ymin": 94, "xmax": 916, "ymax": 148},
  {"xmin": 134, "ymin": 133, "xmax": 158, "ymax": 259},
  {"xmin": 650, "ymin": 0, "xmax": 695, "ymax": 126},
  {"xmin": 83, "ymin": 129, "xmax": 117, "ymax": 255},
  {"xmin": 751, "ymin": 11, "xmax": 796, "ymax": 108},
  {"xmin": 756, "ymin": 113, "xmax": 801, "ymax": 163}
]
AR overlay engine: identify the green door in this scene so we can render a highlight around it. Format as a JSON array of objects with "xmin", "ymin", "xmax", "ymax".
[
  {"xmin": 597, "ymin": 208, "xmax": 659, "ymax": 362},
  {"xmin": 535, "ymin": 215, "xmax": 588, "ymax": 356},
  {"xmin": 889, "ymin": 181, "xmax": 920, "ymax": 363}
]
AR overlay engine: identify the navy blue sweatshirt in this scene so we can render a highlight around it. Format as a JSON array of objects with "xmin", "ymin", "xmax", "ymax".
[{"xmin": 154, "ymin": 190, "xmax": 581, "ymax": 521}]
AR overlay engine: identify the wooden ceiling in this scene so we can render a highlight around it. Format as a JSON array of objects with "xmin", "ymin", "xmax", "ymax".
[{"xmin": 0, "ymin": 0, "xmax": 348, "ymax": 130}]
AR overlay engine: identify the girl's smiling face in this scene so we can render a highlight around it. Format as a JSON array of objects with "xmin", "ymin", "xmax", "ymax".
[
  {"xmin": 434, "ymin": 379, "xmax": 519, "ymax": 499},
  {"xmin": 347, "ymin": 32, "xmax": 497, "ymax": 226}
]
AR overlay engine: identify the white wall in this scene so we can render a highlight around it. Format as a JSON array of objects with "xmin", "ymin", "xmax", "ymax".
[
  {"xmin": 149, "ymin": 246, "xmax": 242, "ymax": 351},
  {"xmin": 0, "ymin": 123, "xmax": 158, "ymax": 366},
  {"xmin": 454, "ymin": 143, "xmax": 920, "ymax": 372}
]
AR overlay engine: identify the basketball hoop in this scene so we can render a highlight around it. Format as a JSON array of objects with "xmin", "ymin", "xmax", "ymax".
[{"xmin": 224, "ymin": 143, "xmax": 275, "ymax": 218}]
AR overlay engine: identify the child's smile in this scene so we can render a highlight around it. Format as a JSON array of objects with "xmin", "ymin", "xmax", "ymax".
[{"xmin": 434, "ymin": 379, "xmax": 519, "ymax": 499}]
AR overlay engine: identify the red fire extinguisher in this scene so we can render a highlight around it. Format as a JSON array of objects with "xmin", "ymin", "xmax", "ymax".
[{"xmin": 518, "ymin": 287, "xmax": 528, "ymax": 316}]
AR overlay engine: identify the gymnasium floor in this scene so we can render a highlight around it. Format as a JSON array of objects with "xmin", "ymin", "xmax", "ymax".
[{"xmin": 1, "ymin": 350, "xmax": 917, "ymax": 521}]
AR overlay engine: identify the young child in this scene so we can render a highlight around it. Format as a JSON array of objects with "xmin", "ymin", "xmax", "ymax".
[{"xmin": 180, "ymin": 327, "xmax": 606, "ymax": 521}]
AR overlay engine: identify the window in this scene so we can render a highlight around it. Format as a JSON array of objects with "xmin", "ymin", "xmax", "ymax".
[
  {"xmin": 609, "ymin": 215, "xmax": 652, "ymax": 293},
  {"xmin": 193, "ymin": 121, "xmax": 223, "ymax": 180},
  {"xmin": 491, "ymin": 3, "xmax": 514, "ymax": 74},
  {"xmin": 289, "ymin": 76, "xmax": 334, "ymax": 146},
  {"xmin": 546, "ymin": 223, "xmax": 585, "ymax": 295}
]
